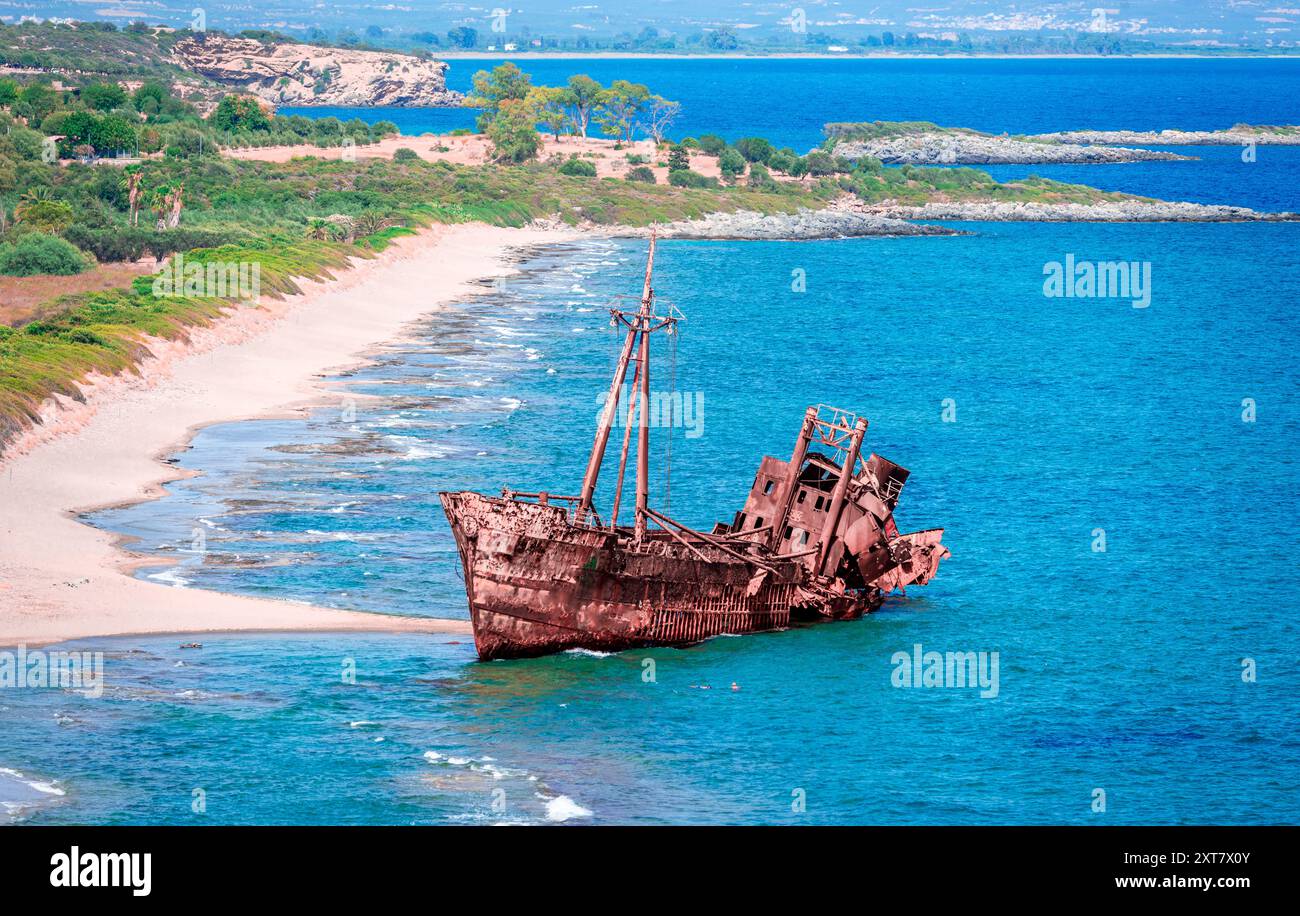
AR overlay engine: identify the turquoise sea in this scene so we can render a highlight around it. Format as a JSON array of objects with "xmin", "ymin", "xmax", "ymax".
[{"xmin": 3, "ymin": 60, "xmax": 1299, "ymax": 825}]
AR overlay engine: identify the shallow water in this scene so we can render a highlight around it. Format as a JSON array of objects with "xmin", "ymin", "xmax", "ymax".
[{"xmin": 2, "ymin": 219, "xmax": 1295, "ymax": 825}]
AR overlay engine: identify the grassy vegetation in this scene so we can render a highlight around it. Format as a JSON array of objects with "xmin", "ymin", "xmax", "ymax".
[
  {"xmin": 0, "ymin": 150, "xmax": 830, "ymax": 453},
  {"xmin": 837, "ymin": 162, "xmax": 1141, "ymax": 206},
  {"xmin": 824, "ymin": 121, "xmax": 982, "ymax": 143}
]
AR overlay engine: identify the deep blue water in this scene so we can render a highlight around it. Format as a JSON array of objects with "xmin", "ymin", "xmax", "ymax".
[
  {"xmin": 3, "ymin": 61, "xmax": 1300, "ymax": 826},
  {"xmin": 286, "ymin": 57, "xmax": 1300, "ymax": 211},
  {"xmin": 289, "ymin": 57, "xmax": 1300, "ymax": 148}
]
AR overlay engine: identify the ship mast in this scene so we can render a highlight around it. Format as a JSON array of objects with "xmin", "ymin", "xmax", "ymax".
[{"xmin": 575, "ymin": 231, "xmax": 678, "ymax": 539}]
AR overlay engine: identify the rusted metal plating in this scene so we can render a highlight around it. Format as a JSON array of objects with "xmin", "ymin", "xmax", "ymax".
[{"xmin": 441, "ymin": 237, "xmax": 947, "ymax": 660}]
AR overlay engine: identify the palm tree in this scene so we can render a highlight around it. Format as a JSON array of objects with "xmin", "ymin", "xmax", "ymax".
[
  {"xmin": 353, "ymin": 211, "xmax": 395, "ymax": 237},
  {"xmin": 305, "ymin": 218, "xmax": 333, "ymax": 240},
  {"xmin": 120, "ymin": 168, "xmax": 143, "ymax": 227}
]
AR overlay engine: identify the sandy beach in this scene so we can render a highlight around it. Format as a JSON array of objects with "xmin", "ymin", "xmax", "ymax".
[
  {"xmin": 224, "ymin": 134, "xmax": 732, "ymax": 181},
  {"xmin": 0, "ymin": 222, "xmax": 574, "ymax": 648}
]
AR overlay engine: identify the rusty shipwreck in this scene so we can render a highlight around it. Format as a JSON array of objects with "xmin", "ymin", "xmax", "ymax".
[{"xmin": 440, "ymin": 234, "xmax": 948, "ymax": 660}]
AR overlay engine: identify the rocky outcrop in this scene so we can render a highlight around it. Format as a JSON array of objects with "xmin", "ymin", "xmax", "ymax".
[
  {"xmin": 615, "ymin": 208, "xmax": 961, "ymax": 240},
  {"xmin": 1030, "ymin": 126, "xmax": 1300, "ymax": 146},
  {"xmin": 834, "ymin": 133, "xmax": 1190, "ymax": 165},
  {"xmin": 857, "ymin": 199, "xmax": 1298, "ymax": 222},
  {"xmin": 171, "ymin": 36, "xmax": 462, "ymax": 108}
]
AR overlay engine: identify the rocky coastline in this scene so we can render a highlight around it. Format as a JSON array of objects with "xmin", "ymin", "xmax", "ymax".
[
  {"xmin": 1030, "ymin": 126, "xmax": 1300, "ymax": 146},
  {"xmin": 612, "ymin": 208, "xmax": 962, "ymax": 240},
  {"xmin": 856, "ymin": 199, "xmax": 1298, "ymax": 222},
  {"xmin": 171, "ymin": 36, "xmax": 463, "ymax": 108},
  {"xmin": 833, "ymin": 133, "xmax": 1191, "ymax": 165}
]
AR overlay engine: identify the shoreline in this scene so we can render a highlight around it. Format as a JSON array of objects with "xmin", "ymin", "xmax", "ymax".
[{"xmin": 0, "ymin": 223, "xmax": 577, "ymax": 649}]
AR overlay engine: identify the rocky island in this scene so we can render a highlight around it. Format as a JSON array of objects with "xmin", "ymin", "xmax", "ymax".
[
  {"xmin": 1029, "ymin": 124, "xmax": 1300, "ymax": 146},
  {"xmin": 826, "ymin": 121, "xmax": 1192, "ymax": 165},
  {"xmin": 170, "ymin": 35, "xmax": 463, "ymax": 108}
]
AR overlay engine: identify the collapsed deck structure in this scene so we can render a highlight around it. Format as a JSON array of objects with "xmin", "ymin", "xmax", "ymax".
[{"xmin": 440, "ymin": 234, "xmax": 947, "ymax": 660}]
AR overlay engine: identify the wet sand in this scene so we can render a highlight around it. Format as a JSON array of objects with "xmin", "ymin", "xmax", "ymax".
[{"xmin": 0, "ymin": 223, "xmax": 576, "ymax": 647}]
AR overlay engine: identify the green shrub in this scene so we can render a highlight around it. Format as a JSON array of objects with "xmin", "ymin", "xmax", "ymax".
[
  {"xmin": 734, "ymin": 137, "xmax": 774, "ymax": 164},
  {"xmin": 558, "ymin": 157, "xmax": 598, "ymax": 177},
  {"xmin": 392, "ymin": 147, "xmax": 420, "ymax": 162},
  {"xmin": 697, "ymin": 134, "xmax": 727, "ymax": 156},
  {"xmin": 747, "ymin": 163, "xmax": 778, "ymax": 190},
  {"xmin": 0, "ymin": 234, "xmax": 91, "ymax": 276},
  {"xmin": 625, "ymin": 166, "xmax": 656, "ymax": 183},
  {"xmin": 719, "ymin": 148, "xmax": 746, "ymax": 180},
  {"xmin": 668, "ymin": 169, "xmax": 716, "ymax": 189}
]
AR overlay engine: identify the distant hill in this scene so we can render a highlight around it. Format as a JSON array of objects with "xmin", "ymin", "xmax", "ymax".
[{"xmin": 0, "ymin": 23, "xmax": 461, "ymax": 108}]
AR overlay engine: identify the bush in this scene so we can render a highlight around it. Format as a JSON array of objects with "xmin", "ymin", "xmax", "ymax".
[
  {"xmin": 719, "ymin": 148, "xmax": 746, "ymax": 180},
  {"xmin": 734, "ymin": 137, "xmax": 774, "ymax": 164},
  {"xmin": 767, "ymin": 149, "xmax": 798, "ymax": 175},
  {"xmin": 668, "ymin": 169, "xmax": 716, "ymax": 189},
  {"xmin": 62, "ymin": 225, "xmax": 239, "ymax": 262},
  {"xmin": 0, "ymin": 234, "xmax": 91, "ymax": 276},
  {"xmin": 392, "ymin": 147, "xmax": 420, "ymax": 162},
  {"xmin": 697, "ymin": 134, "xmax": 727, "ymax": 156},
  {"xmin": 558, "ymin": 157, "xmax": 597, "ymax": 177},
  {"xmin": 747, "ymin": 163, "xmax": 778, "ymax": 190},
  {"xmin": 625, "ymin": 166, "xmax": 656, "ymax": 183}
]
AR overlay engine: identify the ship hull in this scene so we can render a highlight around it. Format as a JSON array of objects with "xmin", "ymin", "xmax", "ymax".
[{"xmin": 440, "ymin": 492, "xmax": 838, "ymax": 660}]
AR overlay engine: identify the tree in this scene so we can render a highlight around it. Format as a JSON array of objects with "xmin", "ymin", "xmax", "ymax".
[
  {"xmin": 644, "ymin": 95, "xmax": 681, "ymax": 144},
  {"xmin": 801, "ymin": 150, "xmax": 839, "ymax": 176},
  {"xmin": 149, "ymin": 183, "xmax": 184, "ymax": 230},
  {"xmin": 121, "ymin": 167, "xmax": 144, "ymax": 226},
  {"xmin": 595, "ymin": 80, "xmax": 650, "ymax": 144},
  {"xmin": 132, "ymin": 82, "xmax": 168, "ymax": 115},
  {"xmin": 734, "ymin": 137, "xmax": 774, "ymax": 164},
  {"xmin": 89, "ymin": 115, "xmax": 137, "ymax": 155},
  {"xmin": 305, "ymin": 218, "xmax": 334, "ymax": 240},
  {"xmin": 486, "ymin": 96, "xmax": 542, "ymax": 163},
  {"xmin": 19, "ymin": 83, "xmax": 57, "ymax": 122},
  {"xmin": 667, "ymin": 145, "xmax": 690, "ymax": 172},
  {"xmin": 561, "ymin": 74, "xmax": 605, "ymax": 138},
  {"xmin": 768, "ymin": 149, "xmax": 798, "ymax": 174},
  {"xmin": 0, "ymin": 79, "xmax": 18, "ymax": 105},
  {"xmin": 533, "ymin": 86, "xmax": 568, "ymax": 140},
  {"xmin": 83, "ymin": 82, "xmax": 127, "ymax": 111},
  {"xmin": 59, "ymin": 111, "xmax": 98, "ymax": 147},
  {"xmin": 15, "ymin": 194, "xmax": 75, "ymax": 234},
  {"xmin": 469, "ymin": 63, "xmax": 532, "ymax": 131},
  {"xmin": 718, "ymin": 147, "xmax": 746, "ymax": 182},
  {"xmin": 697, "ymin": 134, "xmax": 727, "ymax": 156},
  {"xmin": 210, "ymin": 95, "xmax": 271, "ymax": 132},
  {"xmin": 447, "ymin": 26, "xmax": 478, "ymax": 49},
  {"xmin": 706, "ymin": 28, "xmax": 739, "ymax": 51}
]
